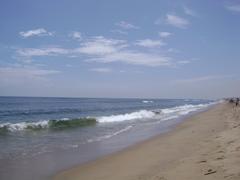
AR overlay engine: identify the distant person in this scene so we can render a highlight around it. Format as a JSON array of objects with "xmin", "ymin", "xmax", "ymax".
[
  {"xmin": 229, "ymin": 98, "xmax": 234, "ymax": 104},
  {"xmin": 236, "ymin": 98, "xmax": 239, "ymax": 107}
]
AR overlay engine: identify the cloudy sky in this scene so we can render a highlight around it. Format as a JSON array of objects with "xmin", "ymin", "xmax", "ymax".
[{"xmin": 0, "ymin": 0, "xmax": 240, "ymax": 99}]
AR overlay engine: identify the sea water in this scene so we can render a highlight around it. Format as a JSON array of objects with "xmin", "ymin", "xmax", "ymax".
[{"xmin": 0, "ymin": 97, "xmax": 216, "ymax": 179}]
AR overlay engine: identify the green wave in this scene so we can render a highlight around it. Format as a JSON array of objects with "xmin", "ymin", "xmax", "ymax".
[
  {"xmin": 48, "ymin": 118, "xmax": 97, "ymax": 129},
  {"xmin": 0, "ymin": 117, "xmax": 97, "ymax": 134}
]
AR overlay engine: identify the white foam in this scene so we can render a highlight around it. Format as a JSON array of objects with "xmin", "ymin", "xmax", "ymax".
[
  {"xmin": 161, "ymin": 104, "xmax": 208, "ymax": 115},
  {"xmin": 96, "ymin": 102, "xmax": 216, "ymax": 124},
  {"xmin": 97, "ymin": 110, "xmax": 155, "ymax": 123},
  {"xmin": 0, "ymin": 120, "xmax": 49, "ymax": 132},
  {"xmin": 142, "ymin": 100, "xmax": 154, "ymax": 103},
  {"xmin": 0, "ymin": 117, "xmax": 92, "ymax": 132},
  {"xmin": 87, "ymin": 125, "xmax": 133, "ymax": 143}
]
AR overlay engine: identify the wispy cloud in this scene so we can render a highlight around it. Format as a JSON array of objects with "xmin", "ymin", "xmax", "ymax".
[
  {"xmin": 135, "ymin": 39, "xmax": 165, "ymax": 48},
  {"xmin": 87, "ymin": 51, "xmax": 171, "ymax": 67},
  {"xmin": 0, "ymin": 66, "xmax": 60, "ymax": 86},
  {"xmin": 225, "ymin": 4, "xmax": 240, "ymax": 12},
  {"xmin": 90, "ymin": 68, "xmax": 112, "ymax": 73},
  {"xmin": 183, "ymin": 6, "xmax": 197, "ymax": 17},
  {"xmin": 76, "ymin": 36, "xmax": 127, "ymax": 55},
  {"xmin": 175, "ymin": 75, "xmax": 234, "ymax": 83},
  {"xmin": 69, "ymin": 31, "xmax": 82, "ymax": 40},
  {"xmin": 0, "ymin": 66, "xmax": 59, "ymax": 77},
  {"xmin": 16, "ymin": 36, "xmax": 174, "ymax": 67},
  {"xmin": 77, "ymin": 36, "xmax": 171, "ymax": 66},
  {"xmin": 111, "ymin": 29, "xmax": 128, "ymax": 35},
  {"xmin": 17, "ymin": 47, "xmax": 70, "ymax": 58},
  {"xmin": 165, "ymin": 14, "xmax": 189, "ymax": 28},
  {"xmin": 115, "ymin": 21, "xmax": 139, "ymax": 29},
  {"xmin": 19, "ymin": 28, "xmax": 54, "ymax": 38},
  {"xmin": 0, "ymin": 65, "xmax": 60, "ymax": 92},
  {"xmin": 159, "ymin": 31, "xmax": 172, "ymax": 38}
]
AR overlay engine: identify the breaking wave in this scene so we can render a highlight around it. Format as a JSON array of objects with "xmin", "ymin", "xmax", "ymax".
[
  {"xmin": 0, "ymin": 102, "xmax": 216, "ymax": 133},
  {"xmin": 142, "ymin": 100, "xmax": 154, "ymax": 103},
  {"xmin": 97, "ymin": 110, "xmax": 156, "ymax": 123},
  {"xmin": 97, "ymin": 103, "xmax": 214, "ymax": 123},
  {"xmin": 0, "ymin": 118, "xmax": 97, "ymax": 133}
]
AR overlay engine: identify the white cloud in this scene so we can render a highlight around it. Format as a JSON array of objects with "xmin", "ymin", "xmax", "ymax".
[
  {"xmin": 115, "ymin": 21, "xmax": 139, "ymax": 29},
  {"xmin": 19, "ymin": 28, "xmax": 54, "ymax": 38},
  {"xmin": 76, "ymin": 36, "xmax": 127, "ymax": 55},
  {"xmin": 90, "ymin": 68, "xmax": 112, "ymax": 73},
  {"xmin": 17, "ymin": 47, "xmax": 70, "ymax": 57},
  {"xmin": 135, "ymin": 39, "xmax": 165, "ymax": 48},
  {"xmin": 78, "ymin": 37, "xmax": 171, "ymax": 66},
  {"xmin": 183, "ymin": 6, "xmax": 197, "ymax": 17},
  {"xmin": 88, "ymin": 51, "xmax": 171, "ymax": 67},
  {"xmin": 166, "ymin": 14, "xmax": 189, "ymax": 28},
  {"xmin": 70, "ymin": 31, "xmax": 82, "ymax": 40},
  {"xmin": 225, "ymin": 4, "xmax": 240, "ymax": 12},
  {"xmin": 16, "ymin": 36, "xmax": 173, "ymax": 67},
  {"xmin": 159, "ymin": 31, "xmax": 172, "ymax": 38}
]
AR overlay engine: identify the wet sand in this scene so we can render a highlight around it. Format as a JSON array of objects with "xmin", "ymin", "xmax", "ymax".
[{"xmin": 54, "ymin": 102, "xmax": 240, "ymax": 180}]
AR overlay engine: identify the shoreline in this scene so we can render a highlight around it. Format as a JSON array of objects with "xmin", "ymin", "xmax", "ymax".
[
  {"xmin": 54, "ymin": 102, "xmax": 240, "ymax": 180},
  {"xmin": 0, "ymin": 100, "xmax": 215, "ymax": 180}
]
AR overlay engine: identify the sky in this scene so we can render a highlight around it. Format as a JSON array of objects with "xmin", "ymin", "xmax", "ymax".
[{"xmin": 0, "ymin": 0, "xmax": 240, "ymax": 99}]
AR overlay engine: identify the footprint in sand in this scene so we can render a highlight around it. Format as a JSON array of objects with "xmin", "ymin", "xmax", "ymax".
[
  {"xmin": 197, "ymin": 160, "xmax": 207, "ymax": 163},
  {"xmin": 215, "ymin": 156, "xmax": 225, "ymax": 160},
  {"xmin": 235, "ymin": 146, "xmax": 240, "ymax": 151},
  {"xmin": 204, "ymin": 169, "xmax": 217, "ymax": 175},
  {"xmin": 233, "ymin": 124, "xmax": 240, "ymax": 128},
  {"xmin": 227, "ymin": 140, "xmax": 235, "ymax": 145}
]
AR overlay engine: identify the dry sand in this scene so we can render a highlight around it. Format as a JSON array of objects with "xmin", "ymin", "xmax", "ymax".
[{"xmin": 54, "ymin": 102, "xmax": 240, "ymax": 180}]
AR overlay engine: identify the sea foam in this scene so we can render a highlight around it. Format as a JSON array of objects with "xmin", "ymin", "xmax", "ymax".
[
  {"xmin": 96, "ymin": 103, "xmax": 213, "ymax": 123},
  {"xmin": 97, "ymin": 110, "xmax": 156, "ymax": 123}
]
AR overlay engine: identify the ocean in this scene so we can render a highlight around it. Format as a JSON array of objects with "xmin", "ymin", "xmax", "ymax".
[{"xmin": 0, "ymin": 96, "xmax": 216, "ymax": 179}]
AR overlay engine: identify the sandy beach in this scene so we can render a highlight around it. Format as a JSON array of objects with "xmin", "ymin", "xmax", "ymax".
[
  {"xmin": 1, "ymin": 1, "xmax": 240, "ymax": 180},
  {"xmin": 54, "ymin": 102, "xmax": 240, "ymax": 180}
]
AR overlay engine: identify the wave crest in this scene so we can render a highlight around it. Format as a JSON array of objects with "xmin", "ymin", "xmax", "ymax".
[
  {"xmin": 97, "ymin": 110, "xmax": 156, "ymax": 123},
  {"xmin": 96, "ymin": 102, "xmax": 214, "ymax": 123},
  {"xmin": 0, "ymin": 118, "xmax": 97, "ymax": 133}
]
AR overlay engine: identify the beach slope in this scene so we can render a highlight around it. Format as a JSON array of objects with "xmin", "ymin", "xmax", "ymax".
[{"xmin": 54, "ymin": 103, "xmax": 240, "ymax": 180}]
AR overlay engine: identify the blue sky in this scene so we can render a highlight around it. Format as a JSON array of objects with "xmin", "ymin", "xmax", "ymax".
[{"xmin": 0, "ymin": 0, "xmax": 240, "ymax": 99}]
